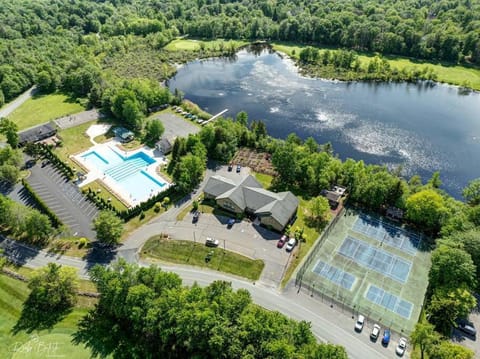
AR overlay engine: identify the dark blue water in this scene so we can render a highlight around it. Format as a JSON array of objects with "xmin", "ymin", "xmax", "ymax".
[{"xmin": 168, "ymin": 48, "xmax": 480, "ymax": 198}]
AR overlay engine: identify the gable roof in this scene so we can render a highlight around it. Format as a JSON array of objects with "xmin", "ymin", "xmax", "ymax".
[
  {"xmin": 204, "ymin": 174, "xmax": 298, "ymax": 228},
  {"xmin": 18, "ymin": 122, "xmax": 57, "ymax": 145}
]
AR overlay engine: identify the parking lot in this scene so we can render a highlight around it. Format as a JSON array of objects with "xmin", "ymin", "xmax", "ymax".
[
  {"xmin": 26, "ymin": 162, "xmax": 98, "ymax": 239},
  {"xmin": 152, "ymin": 112, "xmax": 200, "ymax": 140}
]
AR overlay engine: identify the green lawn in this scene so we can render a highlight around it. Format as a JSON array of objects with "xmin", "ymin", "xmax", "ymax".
[
  {"xmin": 7, "ymin": 93, "xmax": 85, "ymax": 130},
  {"xmin": 272, "ymin": 42, "xmax": 480, "ymax": 90},
  {"xmin": 55, "ymin": 120, "xmax": 96, "ymax": 163},
  {"xmin": 0, "ymin": 274, "xmax": 92, "ymax": 359},
  {"xmin": 164, "ymin": 38, "xmax": 248, "ymax": 52},
  {"xmin": 142, "ymin": 236, "xmax": 265, "ymax": 280},
  {"xmin": 81, "ymin": 180, "xmax": 128, "ymax": 212}
]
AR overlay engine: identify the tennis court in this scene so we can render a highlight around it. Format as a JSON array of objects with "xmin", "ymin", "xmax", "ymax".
[
  {"xmin": 353, "ymin": 214, "xmax": 421, "ymax": 256},
  {"xmin": 297, "ymin": 208, "xmax": 431, "ymax": 335},
  {"xmin": 338, "ymin": 236, "xmax": 412, "ymax": 283}
]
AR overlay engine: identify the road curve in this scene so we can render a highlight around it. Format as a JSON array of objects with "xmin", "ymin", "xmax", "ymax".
[
  {"xmin": 0, "ymin": 237, "xmax": 390, "ymax": 359},
  {"xmin": 0, "ymin": 86, "xmax": 37, "ymax": 118}
]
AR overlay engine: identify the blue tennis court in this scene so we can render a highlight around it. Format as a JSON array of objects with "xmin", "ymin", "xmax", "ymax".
[
  {"xmin": 353, "ymin": 215, "xmax": 421, "ymax": 256},
  {"xmin": 365, "ymin": 285, "xmax": 413, "ymax": 319},
  {"xmin": 338, "ymin": 236, "xmax": 412, "ymax": 283},
  {"xmin": 312, "ymin": 260, "xmax": 356, "ymax": 291}
]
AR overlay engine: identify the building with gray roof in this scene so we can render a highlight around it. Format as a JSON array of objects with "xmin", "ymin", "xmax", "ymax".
[{"xmin": 204, "ymin": 174, "xmax": 298, "ymax": 232}]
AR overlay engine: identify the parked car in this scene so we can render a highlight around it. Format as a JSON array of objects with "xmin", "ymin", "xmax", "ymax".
[
  {"xmin": 354, "ymin": 315, "xmax": 365, "ymax": 332},
  {"xmin": 227, "ymin": 218, "xmax": 235, "ymax": 228},
  {"xmin": 285, "ymin": 237, "xmax": 296, "ymax": 252},
  {"xmin": 457, "ymin": 319, "xmax": 477, "ymax": 337},
  {"xmin": 277, "ymin": 235, "xmax": 288, "ymax": 248},
  {"xmin": 236, "ymin": 164, "xmax": 241, "ymax": 173},
  {"xmin": 395, "ymin": 337, "xmax": 407, "ymax": 356},
  {"xmin": 381, "ymin": 329, "xmax": 391, "ymax": 346},
  {"xmin": 370, "ymin": 324, "xmax": 381, "ymax": 341},
  {"xmin": 192, "ymin": 211, "xmax": 200, "ymax": 223},
  {"xmin": 205, "ymin": 237, "xmax": 219, "ymax": 247},
  {"xmin": 227, "ymin": 163, "xmax": 233, "ymax": 172}
]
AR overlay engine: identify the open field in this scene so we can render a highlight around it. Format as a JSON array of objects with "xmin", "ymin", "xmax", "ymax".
[
  {"xmin": 142, "ymin": 236, "xmax": 264, "ymax": 280},
  {"xmin": 7, "ymin": 94, "xmax": 85, "ymax": 130},
  {"xmin": 272, "ymin": 42, "xmax": 480, "ymax": 90},
  {"xmin": 0, "ymin": 274, "xmax": 92, "ymax": 359},
  {"xmin": 164, "ymin": 38, "xmax": 248, "ymax": 52}
]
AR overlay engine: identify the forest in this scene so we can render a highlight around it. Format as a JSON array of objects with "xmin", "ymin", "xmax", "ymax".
[{"xmin": 1, "ymin": 0, "xmax": 480, "ymax": 106}]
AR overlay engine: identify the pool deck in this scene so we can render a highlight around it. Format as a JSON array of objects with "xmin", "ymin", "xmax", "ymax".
[{"xmin": 73, "ymin": 139, "xmax": 170, "ymax": 208}]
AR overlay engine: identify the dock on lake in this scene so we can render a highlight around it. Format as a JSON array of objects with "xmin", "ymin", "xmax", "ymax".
[{"xmin": 202, "ymin": 109, "xmax": 228, "ymax": 125}]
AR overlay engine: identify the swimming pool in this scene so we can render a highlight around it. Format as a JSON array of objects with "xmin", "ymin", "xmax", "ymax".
[{"xmin": 81, "ymin": 146, "xmax": 166, "ymax": 203}]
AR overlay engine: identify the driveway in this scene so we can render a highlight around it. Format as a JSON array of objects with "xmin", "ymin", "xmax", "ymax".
[
  {"xmin": 25, "ymin": 162, "xmax": 98, "ymax": 239},
  {"xmin": 152, "ymin": 112, "xmax": 200, "ymax": 139},
  {"xmin": 0, "ymin": 86, "xmax": 37, "ymax": 118}
]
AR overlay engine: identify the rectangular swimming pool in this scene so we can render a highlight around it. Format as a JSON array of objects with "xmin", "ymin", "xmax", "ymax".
[{"xmin": 81, "ymin": 146, "xmax": 166, "ymax": 203}]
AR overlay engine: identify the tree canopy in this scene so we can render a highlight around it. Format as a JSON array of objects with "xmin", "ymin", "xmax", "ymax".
[{"xmin": 74, "ymin": 261, "xmax": 347, "ymax": 359}]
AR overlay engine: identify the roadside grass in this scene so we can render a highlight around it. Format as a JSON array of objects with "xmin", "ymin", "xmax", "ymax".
[
  {"xmin": 176, "ymin": 196, "xmax": 238, "ymax": 222},
  {"xmin": 0, "ymin": 273, "xmax": 93, "ymax": 359},
  {"xmin": 271, "ymin": 42, "xmax": 480, "ymax": 90},
  {"xmin": 253, "ymin": 172, "xmax": 274, "ymax": 189},
  {"xmin": 7, "ymin": 93, "xmax": 85, "ymax": 130},
  {"xmin": 164, "ymin": 38, "xmax": 248, "ymax": 52},
  {"xmin": 142, "ymin": 236, "xmax": 264, "ymax": 280},
  {"xmin": 80, "ymin": 180, "xmax": 128, "ymax": 212}
]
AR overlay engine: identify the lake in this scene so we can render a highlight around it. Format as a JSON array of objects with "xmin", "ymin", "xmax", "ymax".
[{"xmin": 168, "ymin": 46, "xmax": 480, "ymax": 198}]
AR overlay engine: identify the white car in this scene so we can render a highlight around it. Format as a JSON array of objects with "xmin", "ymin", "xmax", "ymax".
[
  {"xmin": 205, "ymin": 237, "xmax": 219, "ymax": 247},
  {"xmin": 370, "ymin": 324, "xmax": 381, "ymax": 341},
  {"xmin": 285, "ymin": 237, "xmax": 296, "ymax": 252},
  {"xmin": 396, "ymin": 337, "xmax": 407, "ymax": 356},
  {"xmin": 354, "ymin": 314, "xmax": 365, "ymax": 332}
]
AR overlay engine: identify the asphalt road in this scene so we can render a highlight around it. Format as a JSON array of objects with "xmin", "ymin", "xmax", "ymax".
[
  {"xmin": 0, "ymin": 86, "xmax": 37, "ymax": 118},
  {"xmin": 0, "ymin": 236, "xmax": 392, "ymax": 359}
]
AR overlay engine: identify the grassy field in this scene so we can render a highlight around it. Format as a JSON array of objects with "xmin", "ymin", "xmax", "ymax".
[
  {"xmin": 164, "ymin": 38, "xmax": 248, "ymax": 52},
  {"xmin": 0, "ymin": 274, "xmax": 92, "ymax": 359},
  {"xmin": 271, "ymin": 42, "xmax": 480, "ymax": 90},
  {"xmin": 80, "ymin": 180, "xmax": 128, "ymax": 212},
  {"xmin": 7, "ymin": 93, "xmax": 85, "ymax": 130},
  {"xmin": 55, "ymin": 120, "xmax": 96, "ymax": 162},
  {"xmin": 142, "ymin": 236, "xmax": 264, "ymax": 280}
]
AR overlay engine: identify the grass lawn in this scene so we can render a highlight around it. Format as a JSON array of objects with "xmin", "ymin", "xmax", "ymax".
[
  {"xmin": 0, "ymin": 274, "xmax": 93, "ymax": 359},
  {"xmin": 164, "ymin": 38, "xmax": 248, "ymax": 52},
  {"xmin": 55, "ymin": 120, "xmax": 96, "ymax": 162},
  {"xmin": 176, "ymin": 196, "xmax": 239, "ymax": 221},
  {"xmin": 7, "ymin": 93, "xmax": 85, "ymax": 130},
  {"xmin": 142, "ymin": 236, "xmax": 264, "ymax": 280},
  {"xmin": 271, "ymin": 42, "xmax": 480, "ymax": 90},
  {"xmin": 81, "ymin": 180, "xmax": 128, "ymax": 212}
]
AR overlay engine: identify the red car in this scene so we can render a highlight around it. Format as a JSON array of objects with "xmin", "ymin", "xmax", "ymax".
[{"xmin": 277, "ymin": 235, "xmax": 288, "ymax": 248}]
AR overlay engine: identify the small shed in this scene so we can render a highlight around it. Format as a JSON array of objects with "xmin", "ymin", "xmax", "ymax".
[
  {"xmin": 322, "ymin": 189, "xmax": 342, "ymax": 209},
  {"xmin": 113, "ymin": 127, "xmax": 134, "ymax": 143},
  {"xmin": 156, "ymin": 136, "xmax": 175, "ymax": 154},
  {"xmin": 18, "ymin": 122, "xmax": 57, "ymax": 146}
]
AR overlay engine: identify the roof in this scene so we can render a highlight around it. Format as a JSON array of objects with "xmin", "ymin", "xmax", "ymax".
[
  {"xmin": 204, "ymin": 174, "xmax": 298, "ymax": 228},
  {"xmin": 156, "ymin": 137, "xmax": 174, "ymax": 152},
  {"xmin": 113, "ymin": 127, "xmax": 134, "ymax": 140},
  {"xmin": 18, "ymin": 122, "xmax": 57, "ymax": 145},
  {"xmin": 323, "ymin": 190, "xmax": 342, "ymax": 203}
]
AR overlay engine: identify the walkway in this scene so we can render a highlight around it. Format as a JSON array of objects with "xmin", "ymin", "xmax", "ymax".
[
  {"xmin": 201, "ymin": 108, "xmax": 228, "ymax": 125},
  {"xmin": 54, "ymin": 109, "xmax": 102, "ymax": 130},
  {"xmin": 0, "ymin": 86, "xmax": 37, "ymax": 118}
]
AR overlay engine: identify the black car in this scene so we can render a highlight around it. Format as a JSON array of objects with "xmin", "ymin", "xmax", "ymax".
[
  {"xmin": 192, "ymin": 211, "xmax": 200, "ymax": 223},
  {"xmin": 227, "ymin": 164, "xmax": 233, "ymax": 171},
  {"xmin": 457, "ymin": 319, "xmax": 477, "ymax": 337},
  {"xmin": 227, "ymin": 218, "xmax": 235, "ymax": 228}
]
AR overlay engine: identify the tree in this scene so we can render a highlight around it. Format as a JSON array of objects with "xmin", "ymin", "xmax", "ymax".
[
  {"xmin": 74, "ymin": 261, "xmax": 347, "ymax": 358},
  {"xmin": 410, "ymin": 322, "xmax": 440, "ymax": 359},
  {"xmin": 428, "ymin": 287, "xmax": 477, "ymax": 335},
  {"xmin": 172, "ymin": 154, "xmax": 205, "ymax": 192},
  {"xmin": 144, "ymin": 119, "xmax": 164, "ymax": 147},
  {"xmin": 429, "ymin": 244, "xmax": 476, "ymax": 291},
  {"xmin": 463, "ymin": 179, "xmax": 480, "ymax": 206},
  {"xmin": 0, "ymin": 118, "xmax": 19, "ymax": 148},
  {"xmin": 22, "ymin": 210, "xmax": 53, "ymax": 243},
  {"xmin": 93, "ymin": 210, "xmax": 124, "ymax": 245},
  {"xmin": 405, "ymin": 189, "xmax": 449, "ymax": 233},
  {"xmin": 236, "ymin": 111, "xmax": 248, "ymax": 126},
  {"xmin": 0, "ymin": 164, "xmax": 20, "ymax": 185},
  {"xmin": 428, "ymin": 171, "xmax": 442, "ymax": 188},
  {"xmin": 308, "ymin": 196, "xmax": 331, "ymax": 225},
  {"xmin": 428, "ymin": 340, "xmax": 474, "ymax": 359},
  {"xmin": 271, "ymin": 142, "xmax": 299, "ymax": 188},
  {"xmin": 14, "ymin": 263, "xmax": 78, "ymax": 332}
]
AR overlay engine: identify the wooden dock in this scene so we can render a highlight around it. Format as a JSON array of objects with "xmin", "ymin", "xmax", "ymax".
[{"xmin": 201, "ymin": 109, "xmax": 228, "ymax": 125}]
